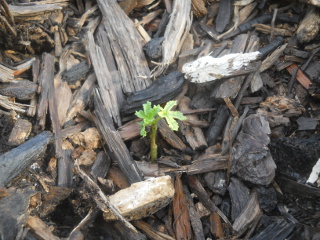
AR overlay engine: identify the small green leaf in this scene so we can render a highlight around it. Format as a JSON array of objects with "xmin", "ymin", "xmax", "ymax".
[
  {"xmin": 135, "ymin": 101, "xmax": 162, "ymax": 137},
  {"xmin": 158, "ymin": 101, "xmax": 187, "ymax": 131}
]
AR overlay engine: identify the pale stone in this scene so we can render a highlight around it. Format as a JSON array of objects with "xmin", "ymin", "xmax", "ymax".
[{"xmin": 103, "ymin": 175, "xmax": 175, "ymax": 221}]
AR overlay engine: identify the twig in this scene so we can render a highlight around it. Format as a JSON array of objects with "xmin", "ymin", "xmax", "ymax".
[
  {"xmin": 270, "ymin": 8, "xmax": 278, "ymax": 42},
  {"xmin": 74, "ymin": 159, "xmax": 139, "ymax": 233}
]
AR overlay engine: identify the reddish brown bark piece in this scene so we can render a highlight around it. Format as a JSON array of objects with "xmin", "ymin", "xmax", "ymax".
[
  {"xmin": 173, "ymin": 175, "xmax": 192, "ymax": 240},
  {"xmin": 210, "ymin": 212, "xmax": 224, "ymax": 239},
  {"xmin": 286, "ymin": 64, "xmax": 312, "ymax": 89}
]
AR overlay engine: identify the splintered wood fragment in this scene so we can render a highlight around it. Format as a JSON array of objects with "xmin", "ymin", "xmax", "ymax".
[
  {"xmin": 297, "ymin": 6, "xmax": 320, "ymax": 43},
  {"xmin": 286, "ymin": 64, "xmax": 312, "ymax": 89},
  {"xmin": 37, "ymin": 52, "xmax": 54, "ymax": 128},
  {"xmin": 54, "ymin": 77, "xmax": 72, "ymax": 126},
  {"xmin": 12, "ymin": 57, "xmax": 36, "ymax": 76},
  {"xmin": 0, "ymin": 0, "xmax": 15, "ymax": 25},
  {"xmin": 233, "ymin": 190, "xmax": 261, "ymax": 232},
  {"xmin": 94, "ymin": 90, "xmax": 143, "ymax": 183},
  {"xmin": 224, "ymin": 97, "xmax": 239, "ymax": 117},
  {"xmin": 0, "ymin": 131, "xmax": 52, "ymax": 186},
  {"xmin": 183, "ymin": 185, "xmax": 205, "ymax": 240},
  {"xmin": 8, "ymin": 118, "xmax": 32, "ymax": 146},
  {"xmin": 135, "ymin": 155, "xmax": 227, "ymax": 177},
  {"xmin": 173, "ymin": 175, "xmax": 192, "ymax": 240},
  {"xmin": 259, "ymin": 44, "xmax": 287, "ymax": 72},
  {"xmin": 87, "ymin": 32, "xmax": 121, "ymax": 126},
  {"xmin": 152, "ymin": 0, "xmax": 191, "ymax": 76},
  {"xmin": 9, "ymin": 4, "xmax": 62, "ymax": 21},
  {"xmin": 95, "ymin": 25, "xmax": 124, "ymax": 105},
  {"xmin": 66, "ymin": 73, "xmax": 96, "ymax": 122},
  {"xmin": 228, "ymin": 178, "xmax": 250, "ymax": 221},
  {"xmin": 27, "ymin": 216, "xmax": 59, "ymax": 240},
  {"xmin": 186, "ymin": 154, "xmax": 228, "ymax": 175},
  {"xmin": 178, "ymin": 97, "xmax": 207, "ymax": 150},
  {"xmin": 103, "ymin": 175, "xmax": 174, "ymax": 221},
  {"xmin": 0, "ymin": 64, "xmax": 14, "ymax": 82},
  {"xmin": 74, "ymin": 160, "xmax": 138, "ymax": 232},
  {"xmin": 96, "ymin": 0, "xmax": 151, "ymax": 91},
  {"xmin": 253, "ymin": 23, "xmax": 293, "ymax": 37},
  {"xmin": 119, "ymin": 0, "xmax": 137, "ymax": 15},
  {"xmin": 191, "ymin": 0, "xmax": 207, "ymax": 18},
  {"xmin": 158, "ymin": 118, "xmax": 187, "ymax": 151},
  {"xmin": 0, "ymin": 94, "xmax": 30, "ymax": 113},
  {"xmin": 118, "ymin": 118, "xmax": 141, "ymax": 141},
  {"xmin": 134, "ymin": 220, "xmax": 175, "ymax": 240},
  {"xmin": 178, "ymin": 33, "xmax": 194, "ymax": 71},
  {"xmin": 182, "ymin": 52, "xmax": 260, "ymax": 84}
]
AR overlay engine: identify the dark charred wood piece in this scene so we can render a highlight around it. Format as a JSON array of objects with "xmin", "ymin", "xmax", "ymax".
[
  {"xmin": 258, "ymin": 36, "xmax": 284, "ymax": 59},
  {"xmin": 206, "ymin": 105, "xmax": 229, "ymax": 146},
  {"xmin": 0, "ymin": 188, "xmax": 36, "ymax": 239},
  {"xmin": 203, "ymin": 170, "xmax": 227, "ymax": 195},
  {"xmin": 187, "ymin": 175, "xmax": 231, "ymax": 225},
  {"xmin": 231, "ymin": 114, "xmax": 276, "ymax": 185},
  {"xmin": 61, "ymin": 61, "xmax": 90, "ymax": 84},
  {"xmin": 40, "ymin": 186, "xmax": 72, "ymax": 217},
  {"xmin": 257, "ymin": 186, "xmax": 277, "ymax": 213},
  {"xmin": 121, "ymin": 71, "xmax": 185, "ymax": 116},
  {"xmin": 90, "ymin": 151, "xmax": 111, "ymax": 180},
  {"xmin": 215, "ymin": 0, "xmax": 231, "ymax": 33},
  {"xmin": 154, "ymin": 11, "xmax": 170, "ymax": 38},
  {"xmin": 221, "ymin": 106, "xmax": 249, "ymax": 155},
  {"xmin": 228, "ymin": 178, "xmax": 250, "ymax": 221},
  {"xmin": 58, "ymin": 149, "xmax": 73, "ymax": 187},
  {"xmin": 271, "ymin": 137, "xmax": 320, "ymax": 178},
  {"xmin": 250, "ymin": 218, "xmax": 294, "ymax": 240},
  {"xmin": 0, "ymin": 79, "xmax": 37, "ymax": 100},
  {"xmin": 94, "ymin": 90, "xmax": 143, "ymax": 184},
  {"xmin": 0, "ymin": 131, "xmax": 52, "ymax": 186},
  {"xmin": 143, "ymin": 37, "xmax": 164, "ymax": 60},
  {"xmin": 232, "ymin": 190, "xmax": 261, "ymax": 232}
]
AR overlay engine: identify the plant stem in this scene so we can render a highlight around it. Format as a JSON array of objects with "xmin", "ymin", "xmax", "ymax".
[{"xmin": 150, "ymin": 123, "xmax": 158, "ymax": 162}]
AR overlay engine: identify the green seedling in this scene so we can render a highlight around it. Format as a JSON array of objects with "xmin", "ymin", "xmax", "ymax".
[{"xmin": 135, "ymin": 100, "xmax": 187, "ymax": 162}]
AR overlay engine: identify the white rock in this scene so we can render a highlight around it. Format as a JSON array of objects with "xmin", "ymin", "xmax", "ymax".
[
  {"xmin": 103, "ymin": 175, "xmax": 175, "ymax": 221},
  {"xmin": 182, "ymin": 51, "xmax": 260, "ymax": 84}
]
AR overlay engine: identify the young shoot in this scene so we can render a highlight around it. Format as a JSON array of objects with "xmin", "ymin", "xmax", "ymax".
[{"xmin": 135, "ymin": 100, "xmax": 187, "ymax": 162}]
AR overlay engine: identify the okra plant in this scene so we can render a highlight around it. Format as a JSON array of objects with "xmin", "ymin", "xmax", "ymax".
[{"xmin": 135, "ymin": 100, "xmax": 187, "ymax": 162}]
